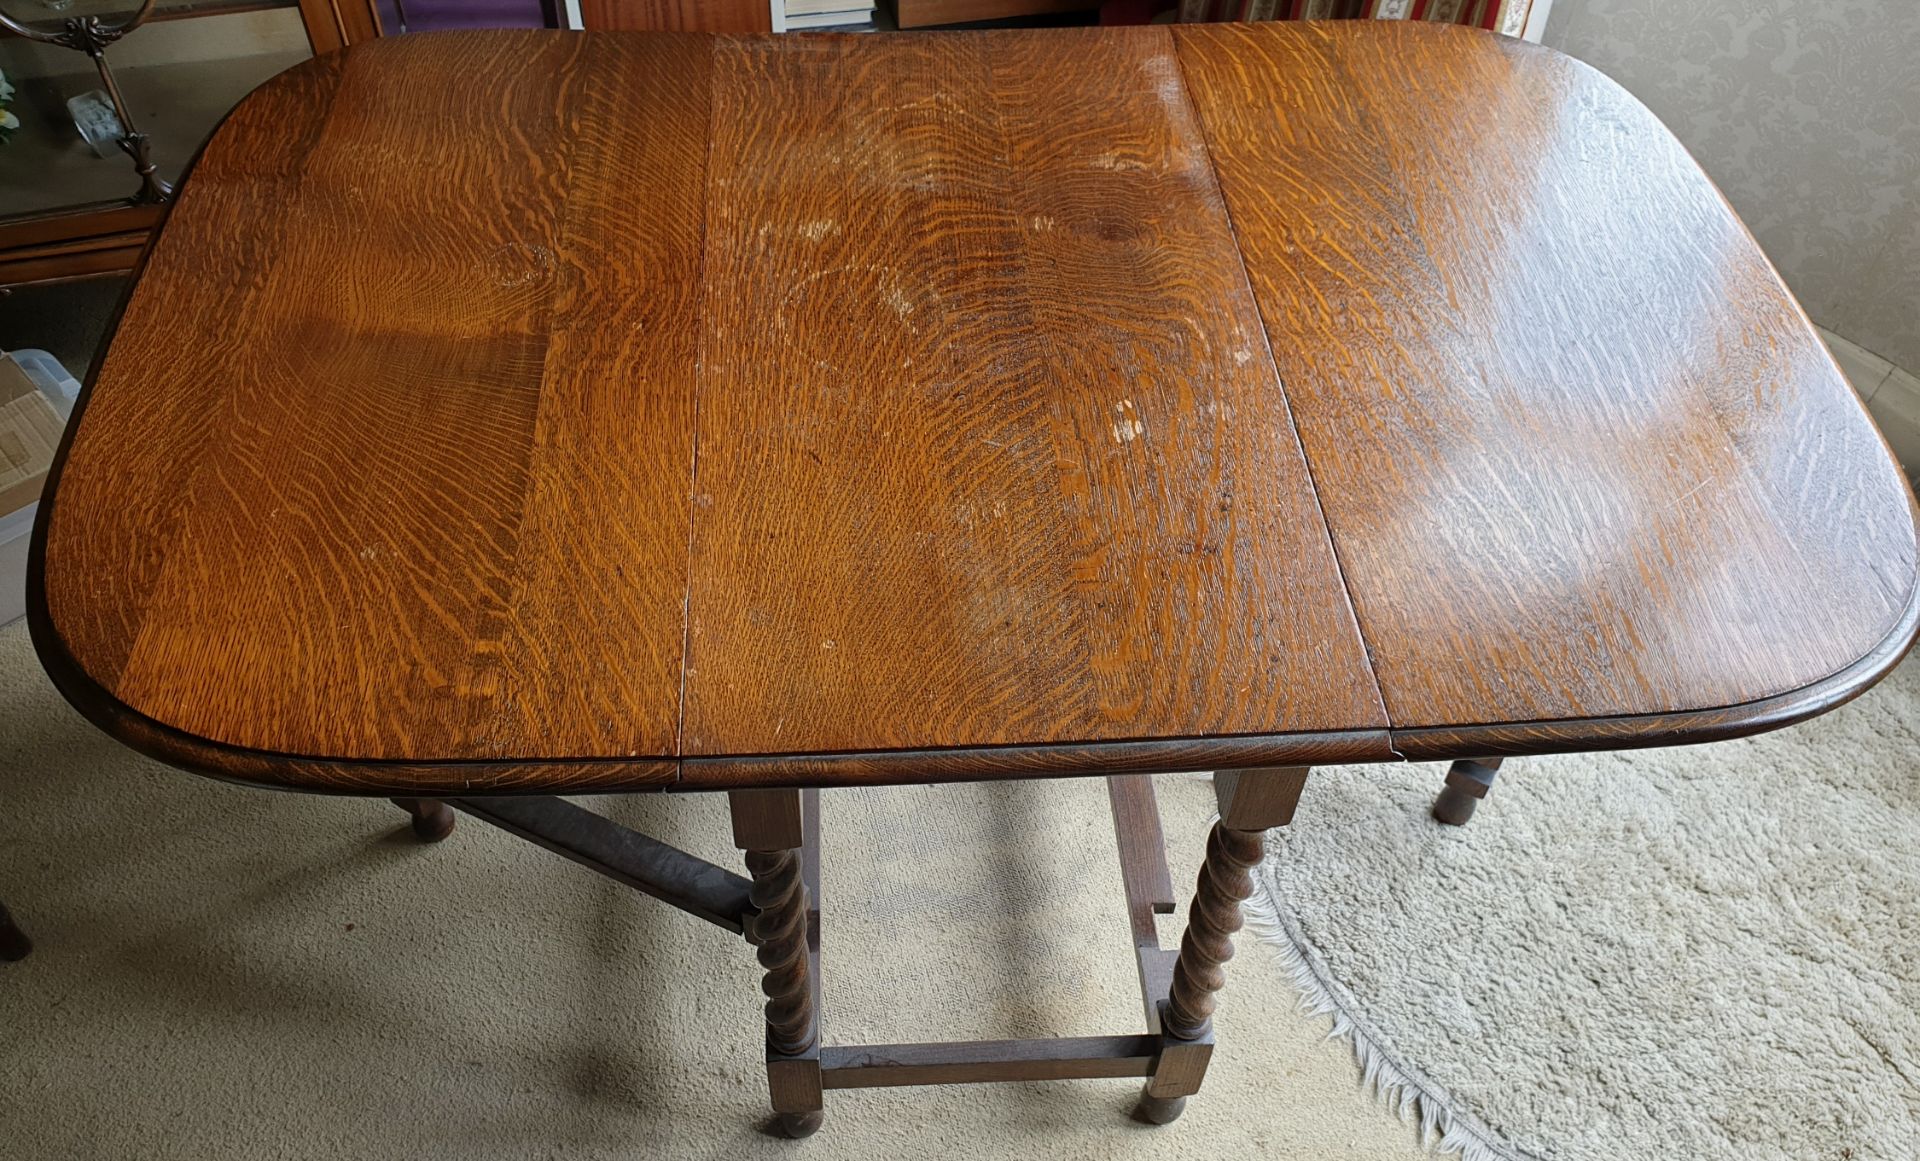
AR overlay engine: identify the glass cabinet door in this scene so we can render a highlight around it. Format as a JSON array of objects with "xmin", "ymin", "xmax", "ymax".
[{"xmin": 0, "ymin": 6, "xmax": 311, "ymax": 219}]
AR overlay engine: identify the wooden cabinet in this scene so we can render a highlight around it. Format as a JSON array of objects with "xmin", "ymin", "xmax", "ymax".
[
  {"xmin": 578, "ymin": 0, "xmax": 770, "ymax": 31},
  {"xmin": 0, "ymin": 0, "xmax": 379, "ymax": 289}
]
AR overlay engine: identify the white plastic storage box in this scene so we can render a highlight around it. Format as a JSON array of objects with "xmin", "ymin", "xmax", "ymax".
[{"xmin": 1, "ymin": 353, "xmax": 67, "ymax": 627}]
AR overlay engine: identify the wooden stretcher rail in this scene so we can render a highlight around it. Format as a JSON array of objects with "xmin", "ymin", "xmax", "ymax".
[
  {"xmin": 449, "ymin": 795, "xmax": 754, "ymax": 933},
  {"xmin": 1107, "ymin": 774, "xmax": 1176, "ymax": 945},
  {"xmin": 820, "ymin": 1036, "xmax": 1162, "ymax": 1088},
  {"xmin": 374, "ymin": 766, "xmax": 1245, "ymax": 1132}
]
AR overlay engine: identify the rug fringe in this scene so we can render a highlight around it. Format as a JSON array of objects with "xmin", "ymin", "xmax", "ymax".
[{"xmin": 1237, "ymin": 834, "xmax": 1538, "ymax": 1161}]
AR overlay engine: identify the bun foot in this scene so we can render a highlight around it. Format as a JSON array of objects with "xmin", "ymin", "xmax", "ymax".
[
  {"xmin": 1431, "ymin": 758, "xmax": 1501, "ymax": 827},
  {"xmin": 777, "ymin": 1110, "xmax": 824, "ymax": 1138},
  {"xmin": 1431, "ymin": 783, "xmax": 1480, "ymax": 826},
  {"xmin": 392, "ymin": 798, "xmax": 455, "ymax": 842},
  {"xmin": 1134, "ymin": 1087, "xmax": 1187, "ymax": 1125}
]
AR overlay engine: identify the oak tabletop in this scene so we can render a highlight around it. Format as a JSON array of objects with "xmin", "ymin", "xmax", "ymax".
[{"xmin": 30, "ymin": 23, "xmax": 1919, "ymax": 795}]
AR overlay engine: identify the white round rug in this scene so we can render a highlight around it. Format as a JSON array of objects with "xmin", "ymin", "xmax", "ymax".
[{"xmin": 1250, "ymin": 655, "xmax": 1920, "ymax": 1161}]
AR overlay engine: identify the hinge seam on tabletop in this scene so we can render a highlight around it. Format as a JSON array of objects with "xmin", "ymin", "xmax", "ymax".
[
  {"xmin": 1163, "ymin": 26, "xmax": 1396, "ymax": 738},
  {"xmin": 673, "ymin": 35, "xmax": 724, "ymax": 771}
]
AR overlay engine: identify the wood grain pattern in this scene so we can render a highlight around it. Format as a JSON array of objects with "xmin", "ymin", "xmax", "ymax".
[
  {"xmin": 682, "ymin": 27, "xmax": 1384, "ymax": 758},
  {"xmin": 40, "ymin": 34, "xmax": 694, "ymax": 785},
  {"xmin": 483, "ymin": 35, "xmax": 708, "ymax": 761},
  {"xmin": 1173, "ymin": 20, "xmax": 1919, "ymax": 733},
  {"xmin": 579, "ymin": 0, "xmax": 771, "ymax": 31},
  {"xmin": 104, "ymin": 34, "xmax": 586, "ymax": 763},
  {"xmin": 36, "ymin": 55, "xmax": 348, "ymax": 701},
  {"xmin": 30, "ymin": 25, "xmax": 1920, "ymax": 795},
  {"xmin": 1390, "ymin": 580, "xmax": 1920, "ymax": 760}
]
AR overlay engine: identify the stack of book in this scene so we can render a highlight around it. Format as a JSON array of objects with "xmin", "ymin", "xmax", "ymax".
[
  {"xmin": 783, "ymin": 0, "xmax": 880, "ymax": 29},
  {"xmin": 1180, "ymin": 0, "xmax": 1530, "ymax": 34}
]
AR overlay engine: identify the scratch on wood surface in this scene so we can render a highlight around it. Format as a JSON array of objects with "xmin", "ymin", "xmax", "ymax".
[
  {"xmin": 1666, "ymin": 477, "xmax": 1715, "ymax": 511},
  {"xmin": 882, "ymin": 281, "xmax": 915, "ymax": 321}
]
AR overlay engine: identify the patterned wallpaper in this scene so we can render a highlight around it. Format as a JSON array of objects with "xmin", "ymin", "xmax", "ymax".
[{"xmin": 1546, "ymin": 0, "xmax": 1919, "ymax": 372}]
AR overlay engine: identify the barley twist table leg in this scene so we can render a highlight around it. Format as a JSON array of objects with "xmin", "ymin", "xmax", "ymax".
[
  {"xmin": 1163, "ymin": 822, "xmax": 1265, "ymax": 1040},
  {"xmin": 1138, "ymin": 766, "xmax": 1308, "ymax": 1126},
  {"xmin": 732, "ymin": 789, "xmax": 823, "ymax": 1139},
  {"xmin": 745, "ymin": 848, "xmax": 817, "ymax": 1058}
]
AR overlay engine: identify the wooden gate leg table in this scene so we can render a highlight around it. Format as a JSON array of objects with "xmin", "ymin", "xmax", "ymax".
[{"xmin": 28, "ymin": 22, "xmax": 1920, "ymax": 1140}]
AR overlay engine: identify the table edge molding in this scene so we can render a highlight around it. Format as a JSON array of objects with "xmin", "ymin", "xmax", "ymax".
[
  {"xmin": 1389, "ymin": 550, "xmax": 1920, "ymax": 762},
  {"xmin": 23, "ymin": 562, "xmax": 1920, "ymax": 785},
  {"xmin": 674, "ymin": 730, "xmax": 1397, "ymax": 789},
  {"xmin": 32, "ymin": 456, "xmax": 1920, "ymax": 792}
]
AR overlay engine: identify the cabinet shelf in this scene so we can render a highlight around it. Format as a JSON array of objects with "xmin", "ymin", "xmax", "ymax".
[
  {"xmin": 0, "ymin": 45, "xmax": 308, "ymax": 220},
  {"xmin": 0, "ymin": 0, "xmax": 297, "ymax": 37}
]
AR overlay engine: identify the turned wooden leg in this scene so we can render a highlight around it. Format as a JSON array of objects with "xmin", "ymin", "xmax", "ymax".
[
  {"xmin": 746, "ymin": 848, "xmax": 816, "ymax": 1056},
  {"xmin": 0, "ymin": 900, "xmax": 31, "ymax": 962},
  {"xmin": 1432, "ymin": 758, "xmax": 1502, "ymax": 826},
  {"xmin": 731, "ymin": 789, "xmax": 823, "ymax": 1139},
  {"xmin": 1138, "ymin": 767, "xmax": 1309, "ymax": 1125},
  {"xmin": 391, "ymin": 797, "xmax": 455, "ymax": 842},
  {"xmin": 1162, "ymin": 823, "xmax": 1266, "ymax": 1040}
]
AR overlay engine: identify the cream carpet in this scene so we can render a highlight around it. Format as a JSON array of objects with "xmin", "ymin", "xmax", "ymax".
[
  {"xmin": 13, "ymin": 599, "xmax": 1911, "ymax": 1161},
  {"xmin": 0, "ymin": 619, "xmax": 1431, "ymax": 1161},
  {"xmin": 1253, "ymin": 657, "xmax": 1920, "ymax": 1161}
]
